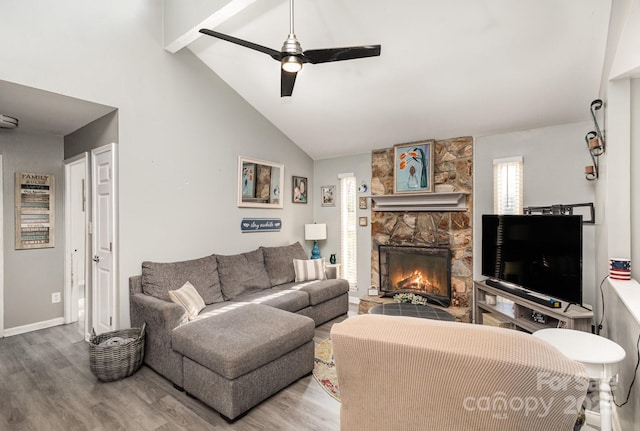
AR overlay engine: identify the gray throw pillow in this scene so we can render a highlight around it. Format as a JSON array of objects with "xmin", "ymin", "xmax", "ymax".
[
  {"xmin": 141, "ymin": 255, "xmax": 223, "ymax": 305},
  {"xmin": 261, "ymin": 242, "xmax": 308, "ymax": 286},
  {"xmin": 217, "ymin": 248, "xmax": 272, "ymax": 300}
]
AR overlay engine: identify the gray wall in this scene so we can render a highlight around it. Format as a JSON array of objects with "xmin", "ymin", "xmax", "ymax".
[
  {"xmin": 474, "ymin": 121, "xmax": 597, "ymax": 309},
  {"xmin": 0, "ymin": 130, "xmax": 65, "ymax": 328},
  {"xmin": 313, "ymin": 153, "xmax": 372, "ymax": 297},
  {"xmin": 632, "ymin": 79, "xmax": 639, "ymax": 280},
  {"xmin": 64, "ymin": 111, "xmax": 118, "ymax": 159},
  {"xmin": 0, "ymin": 0, "xmax": 313, "ymax": 330}
]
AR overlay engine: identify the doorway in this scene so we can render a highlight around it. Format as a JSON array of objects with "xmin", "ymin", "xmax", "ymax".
[{"xmin": 64, "ymin": 153, "xmax": 89, "ymax": 338}]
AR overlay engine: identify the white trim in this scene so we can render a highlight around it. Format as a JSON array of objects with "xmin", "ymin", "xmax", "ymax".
[
  {"xmin": 4, "ymin": 317, "xmax": 65, "ymax": 337},
  {"xmin": 0, "ymin": 154, "xmax": 3, "ymax": 337},
  {"xmin": 493, "ymin": 156, "xmax": 523, "ymax": 164},
  {"xmin": 64, "ymin": 153, "xmax": 90, "ymax": 341}
]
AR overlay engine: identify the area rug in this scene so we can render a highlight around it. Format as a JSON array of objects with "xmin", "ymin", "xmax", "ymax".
[{"xmin": 313, "ymin": 338, "xmax": 340, "ymax": 401}]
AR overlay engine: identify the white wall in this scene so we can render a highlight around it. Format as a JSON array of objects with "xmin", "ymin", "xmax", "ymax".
[
  {"xmin": 474, "ymin": 121, "xmax": 597, "ymax": 308},
  {"xmin": 313, "ymin": 153, "xmax": 372, "ymax": 297},
  {"xmin": 0, "ymin": 0, "xmax": 313, "ymax": 329}
]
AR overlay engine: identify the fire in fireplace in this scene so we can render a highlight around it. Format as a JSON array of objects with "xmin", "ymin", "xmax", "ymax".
[{"xmin": 379, "ymin": 245, "xmax": 451, "ymax": 307}]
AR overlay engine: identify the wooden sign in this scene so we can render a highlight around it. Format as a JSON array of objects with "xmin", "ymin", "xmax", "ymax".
[
  {"xmin": 241, "ymin": 218, "xmax": 282, "ymax": 233},
  {"xmin": 15, "ymin": 172, "xmax": 55, "ymax": 249}
]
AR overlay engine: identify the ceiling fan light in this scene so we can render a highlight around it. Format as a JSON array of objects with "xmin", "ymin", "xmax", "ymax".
[
  {"xmin": 0, "ymin": 114, "xmax": 18, "ymax": 129},
  {"xmin": 282, "ymin": 56, "xmax": 302, "ymax": 73}
]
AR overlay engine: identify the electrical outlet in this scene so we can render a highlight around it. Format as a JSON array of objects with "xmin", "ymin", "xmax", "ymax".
[{"xmin": 51, "ymin": 292, "xmax": 61, "ymax": 303}]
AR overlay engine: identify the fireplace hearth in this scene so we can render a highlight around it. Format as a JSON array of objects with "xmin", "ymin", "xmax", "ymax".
[{"xmin": 379, "ymin": 245, "xmax": 451, "ymax": 307}]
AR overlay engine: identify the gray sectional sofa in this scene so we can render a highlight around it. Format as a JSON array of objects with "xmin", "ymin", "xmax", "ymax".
[{"xmin": 129, "ymin": 242, "xmax": 349, "ymax": 420}]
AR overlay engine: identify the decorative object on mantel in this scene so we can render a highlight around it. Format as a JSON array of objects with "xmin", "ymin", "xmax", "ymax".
[
  {"xmin": 305, "ymin": 223, "xmax": 327, "ymax": 259},
  {"xmin": 584, "ymin": 99, "xmax": 605, "ymax": 181},
  {"xmin": 371, "ymin": 192, "xmax": 468, "ymax": 212},
  {"xmin": 15, "ymin": 172, "xmax": 55, "ymax": 249},
  {"xmin": 523, "ymin": 202, "xmax": 595, "ymax": 224},
  {"xmin": 393, "ymin": 141, "xmax": 434, "ymax": 194},
  {"xmin": 240, "ymin": 218, "xmax": 282, "ymax": 233}
]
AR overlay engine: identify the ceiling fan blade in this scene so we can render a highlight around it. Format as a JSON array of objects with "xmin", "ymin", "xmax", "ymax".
[
  {"xmin": 281, "ymin": 70, "xmax": 298, "ymax": 97},
  {"xmin": 303, "ymin": 45, "xmax": 381, "ymax": 64},
  {"xmin": 199, "ymin": 29, "xmax": 282, "ymax": 61}
]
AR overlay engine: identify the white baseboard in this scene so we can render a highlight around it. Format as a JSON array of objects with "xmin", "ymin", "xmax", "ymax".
[{"xmin": 3, "ymin": 317, "xmax": 65, "ymax": 337}]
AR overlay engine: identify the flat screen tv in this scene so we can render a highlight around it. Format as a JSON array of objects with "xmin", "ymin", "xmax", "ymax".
[{"xmin": 481, "ymin": 214, "xmax": 583, "ymax": 305}]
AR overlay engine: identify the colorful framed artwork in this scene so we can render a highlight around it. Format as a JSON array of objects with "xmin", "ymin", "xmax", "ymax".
[
  {"xmin": 292, "ymin": 176, "xmax": 307, "ymax": 203},
  {"xmin": 359, "ymin": 196, "xmax": 367, "ymax": 209},
  {"xmin": 241, "ymin": 163, "xmax": 256, "ymax": 198},
  {"xmin": 393, "ymin": 140, "xmax": 434, "ymax": 194},
  {"xmin": 321, "ymin": 185, "xmax": 336, "ymax": 207}
]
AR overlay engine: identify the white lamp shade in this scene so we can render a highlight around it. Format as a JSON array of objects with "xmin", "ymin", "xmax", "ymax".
[{"xmin": 305, "ymin": 223, "xmax": 327, "ymax": 241}]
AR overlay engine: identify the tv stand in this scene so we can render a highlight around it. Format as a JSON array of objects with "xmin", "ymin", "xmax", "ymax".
[{"xmin": 474, "ymin": 280, "xmax": 593, "ymax": 333}]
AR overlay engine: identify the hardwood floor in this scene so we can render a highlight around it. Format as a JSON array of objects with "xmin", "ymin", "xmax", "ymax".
[{"xmin": 0, "ymin": 305, "xmax": 357, "ymax": 431}]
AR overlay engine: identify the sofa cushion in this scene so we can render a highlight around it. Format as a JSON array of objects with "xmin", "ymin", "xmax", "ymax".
[
  {"xmin": 293, "ymin": 258, "xmax": 326, "ymax": 282},
  {"xmin": 228, "ymin": 289, "xmax": 309, "ymax": 313},
  {"xmin": 261, "ymin": 242, "xmax": 308, "ymax": 286},
  {"xmin": 168, "ymin": 281, "xmax": 205, "ymax": 321},
  {"xmin": 141, "ymin": 255, "xmax": 223, "ymax": 305},
  {"xmin": 172, "ymin": 303, "xmax": 315, "ymax": 380},
  {"xmin": 217, "ymin": 248, "xmax": 271, "ymax": 300},
  {"xmin": 292, "ymin": 278, "xmax": 350, "ymax": 306}
]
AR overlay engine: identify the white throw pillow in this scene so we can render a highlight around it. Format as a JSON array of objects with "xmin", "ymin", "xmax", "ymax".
[
  {"xmin": 168, "ymin": 281, "xmax": 206, "ymax": 320},
  {"xmin": 293, "ymin": 258, "xmax": 326, "ymax": 282}
]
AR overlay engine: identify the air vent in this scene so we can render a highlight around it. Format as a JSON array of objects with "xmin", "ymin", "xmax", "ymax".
[{"xmin": 0, "ymin": 114, "xmax": 18, "ymax": 129}]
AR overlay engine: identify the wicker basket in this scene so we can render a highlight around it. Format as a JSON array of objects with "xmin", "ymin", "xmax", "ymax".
[{"xmin": 89, "ymin": 323, "xmax": 146, "ymax": 382}]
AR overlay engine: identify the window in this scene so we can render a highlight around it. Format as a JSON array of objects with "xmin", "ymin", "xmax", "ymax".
[
  {"xmin": 493, "ymin": 156, "xmax": 523, "ymax": 215},
  {"xmin": 339, "ymin": 173, "xmax": 357, "ymax": 287}
]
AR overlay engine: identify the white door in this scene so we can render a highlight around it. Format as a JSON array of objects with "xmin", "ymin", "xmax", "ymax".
[
  {"xmin": 92, "ymin": 144, "xmax": 118, "ymax": 334},
  {"xmin": 64, "ymin": 154, "xmax": 89, "ymax": 328}
]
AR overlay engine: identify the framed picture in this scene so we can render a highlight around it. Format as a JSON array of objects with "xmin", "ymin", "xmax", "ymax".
[
  {"xmin": 292, "ymin": 176, "xmax": 308, "ymax": 203},
  {"xmin": 359, "ymin": 196, "xmax": 367, "ymax": 209},
  {"xmin": 241, "ymin": 163, "xmax": 256, "ymax": 198},
  {"xmin": 321, "ymin": 185, "xmax": 336, "ymax": 207},
  {"xmin": 393, "ymin": 140, "xmax": 434, "ymax": 194},
  {"xmin": 359, "ymin": 216, "xmax": 368, "ymax": 227},
  {"xmin": 15, "ymin": 172, "xmax": 55, "ymax": 249}
]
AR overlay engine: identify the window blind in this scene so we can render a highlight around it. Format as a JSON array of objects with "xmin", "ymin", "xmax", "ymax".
[
  {"xmin": 340, "ymin": 175, "xmax": 357, "ymax": 287},
  {"xmin": 493, "ymin": 157, "xmax": 523, "ymax": 215}
]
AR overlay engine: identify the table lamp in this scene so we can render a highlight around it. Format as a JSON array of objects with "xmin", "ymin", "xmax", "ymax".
[{"xmin": 304, "ymin": 223, "xmax": 327, "ymax": 259}]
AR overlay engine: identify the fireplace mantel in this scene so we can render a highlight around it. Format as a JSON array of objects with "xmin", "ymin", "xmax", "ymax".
[{"xmin": 371, "ymin": 192, "xmax": 468, "ymax": 212}]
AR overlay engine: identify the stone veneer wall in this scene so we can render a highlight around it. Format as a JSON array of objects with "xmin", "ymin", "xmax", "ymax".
[{"xmin": 370, "ymin": 137, "xmax": 473, "ymax": 308}]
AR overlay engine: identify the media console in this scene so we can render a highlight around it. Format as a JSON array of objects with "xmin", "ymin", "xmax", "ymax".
[{"xmin": 474, "ymin": 280, "xmax": 593, "ymax": 333}]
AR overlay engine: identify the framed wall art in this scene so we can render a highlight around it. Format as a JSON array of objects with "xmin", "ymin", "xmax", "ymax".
[
  {"xmin": 15, "ymin": 172, "xmax": 55, "ymax": 249},
  {"xmin": 359, "ymin": 216, "xmax": 368, "ymax": 227},
  {"xmin": 359, "ymin": 196, "xmax": 367, "ymax": 209},
  {"xmin": 321, "ymin": 185, "xmax": 336, "ymax": 207},
  {"xmin": 393, "ymin": 140, "xmax": 434, "ymax": 194},
  {"xmin": 292, "ymin": 176, "xmax": 307, "ymax": 203}
]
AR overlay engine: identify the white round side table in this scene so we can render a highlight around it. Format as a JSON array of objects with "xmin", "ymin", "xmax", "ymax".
[{"xmin": 533, "ymin": 328, "xmax": 626, "ymax": 431}]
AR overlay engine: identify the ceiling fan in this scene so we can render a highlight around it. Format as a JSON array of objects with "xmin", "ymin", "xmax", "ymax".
[{"xmin": 199, "ymin": 0, "xmax": 381, "ymax": 97}]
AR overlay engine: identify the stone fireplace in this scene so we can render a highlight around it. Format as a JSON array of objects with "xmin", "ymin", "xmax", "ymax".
[
  {"xmin": 370, "ymin": 137, "xmax": 473, "ymax": 315},
  {"xmin": 379, "ymin": 245, "xmax": 451, "ymax": 306}
]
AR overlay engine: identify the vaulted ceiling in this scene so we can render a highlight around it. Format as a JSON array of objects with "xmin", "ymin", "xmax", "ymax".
[{"xmin": 166, "ymin": 0, "xmax": 612, "ymax": 160}]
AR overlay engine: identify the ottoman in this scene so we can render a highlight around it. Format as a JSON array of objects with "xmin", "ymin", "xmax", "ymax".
[{"xmin": 172, "ymin": 303, "xmax": 315, "ymax": 421}]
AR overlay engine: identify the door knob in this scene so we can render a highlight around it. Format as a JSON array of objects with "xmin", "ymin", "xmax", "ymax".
[{"xmin": 93, "ymin": 255, "xmax": 100, "ymax": 263}]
